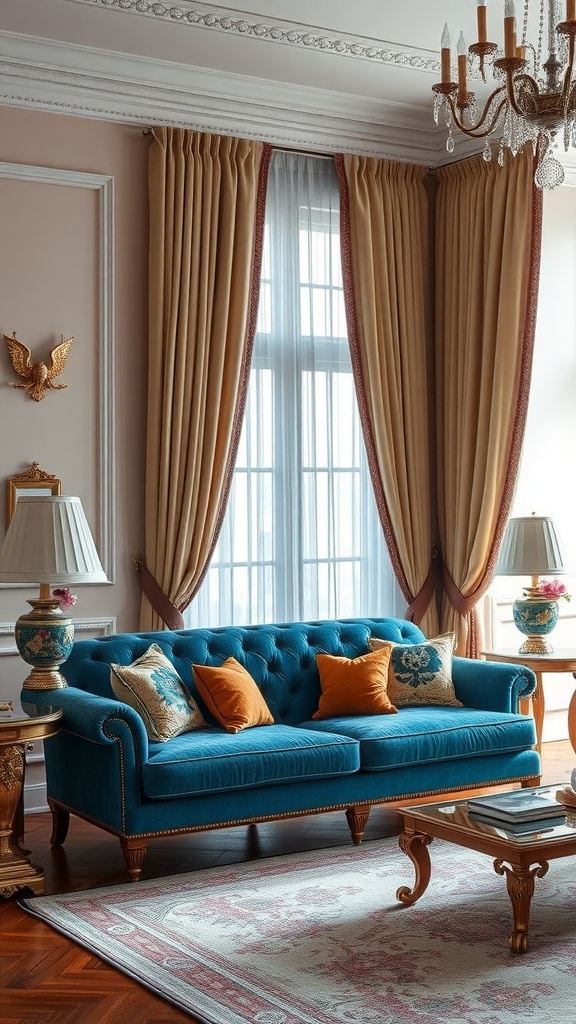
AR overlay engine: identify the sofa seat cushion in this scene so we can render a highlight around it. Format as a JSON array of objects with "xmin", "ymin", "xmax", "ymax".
[
  {"xmin": 297, "ymin": 707, "xmax": 537, "ymax": 771},
  {"xmin": 141, "ymin": 724, "xmax": 360, "ymax": 799}
]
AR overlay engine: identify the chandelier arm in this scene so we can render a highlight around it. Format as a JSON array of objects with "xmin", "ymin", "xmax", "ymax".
[
  {"xmin": 445, "ymin": 91, "xmax": 508, "ymax": 138},
  {"xmin": 504, "ymin": 71, "xmax": 540, "ymax": 118}
]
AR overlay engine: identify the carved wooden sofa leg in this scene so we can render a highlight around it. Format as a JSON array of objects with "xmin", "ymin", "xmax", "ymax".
[
  {"xmin": 120, "ymin": 837, "xmax": 148, "ymax": 881},
  {"xmin": 48, "ymin": 799, "xmax": 70, "ymax": 847},
  {"xmin": 346, "ymin": 804, "xmax": 371, "ymax": 845}
]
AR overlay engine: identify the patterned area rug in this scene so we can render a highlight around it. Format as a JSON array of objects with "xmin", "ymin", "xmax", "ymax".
[{"xmin": 21, "ymin": 837, "xmax": 576, "ymax": 1024}]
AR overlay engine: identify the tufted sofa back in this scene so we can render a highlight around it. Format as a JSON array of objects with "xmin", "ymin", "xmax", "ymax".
[{"xmin": 61, "ymin": 617, "xmax": 424, "ymax": 726}]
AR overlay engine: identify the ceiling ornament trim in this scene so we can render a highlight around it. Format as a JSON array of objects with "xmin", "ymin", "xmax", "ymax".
[
  {"xmin": 0, "ymin": 35, "xmax": 449, "ymax": 164},
  {"xmin": 0, "ymin": 83, "xmax": 439, "ymax": 164},
  {"xmin": 67, "ymin": 0, "xmax": 440, "ymax": 72}
]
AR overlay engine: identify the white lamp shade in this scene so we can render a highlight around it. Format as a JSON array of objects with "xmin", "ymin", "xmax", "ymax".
[
  {"xmin": 0, "ymin": 496, "xmax": 107, "ymax": 584},
  {"xmin": 496, "ymin": 515, "xmax": 566, "ymax": 576}
]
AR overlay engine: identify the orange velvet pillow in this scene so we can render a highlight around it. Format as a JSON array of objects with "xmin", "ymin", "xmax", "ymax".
[
  {"xmin": 313, "ymin": 646, "xmax": 397, "ymax": 719},
  {"xmin": 192, "ymin": 656, "xmax": 274, "ymax": 733}
]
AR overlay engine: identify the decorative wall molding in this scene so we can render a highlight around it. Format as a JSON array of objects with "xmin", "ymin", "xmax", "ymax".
[
  {"xmin": 66, "ymin": 0, "xmax": 440, "ymax": 73},
  {"xmin": 0, "ymin": 31, "xmax": 453, "ymax": 164},
  {"xmin": 0, "ymin": 161, "xmax": 115, "ymax": 584}
]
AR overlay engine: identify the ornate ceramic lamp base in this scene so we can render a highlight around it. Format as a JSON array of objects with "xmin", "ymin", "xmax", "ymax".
[
  {"xmin": 513, "ymin": 597, "xmax": 559, "ymax": 658},
  {"xmin": 14, "ymin": 589, "xmax": 73, "ymax": 690},
  {"xmin": 517, "ymin": 635, "xmax": 554, "ymax": 656}
]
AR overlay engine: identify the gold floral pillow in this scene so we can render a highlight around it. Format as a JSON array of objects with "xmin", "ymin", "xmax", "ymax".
[
  {"xmin": 369, "ymin": 633, "xmax": 462, "ymax": 708},
  {"xmin": 110, "ymin": 643, "xmax": 205, "ymax": 742}
]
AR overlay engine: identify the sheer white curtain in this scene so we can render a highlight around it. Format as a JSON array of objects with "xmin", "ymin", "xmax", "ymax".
[{"xmin": 185, "ymin": 151, "xmax": 403, "ymax": 627}]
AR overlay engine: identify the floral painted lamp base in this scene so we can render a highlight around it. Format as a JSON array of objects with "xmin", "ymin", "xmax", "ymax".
[
  {"xmin": 14, "ymin": 586, "xmax": 75, "ymax": 690},
  {"xmin": 512, "ymin": 597, "xmax": 559, "ymax": 655}
]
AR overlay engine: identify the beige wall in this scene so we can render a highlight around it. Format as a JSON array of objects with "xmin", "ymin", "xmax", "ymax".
[{"xmin": 0, "ymin": 106, "xmax": 149, "ymax": 727}]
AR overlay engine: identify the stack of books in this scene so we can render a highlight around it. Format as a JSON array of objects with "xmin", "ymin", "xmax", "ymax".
[{"xmin": 467, "ymin": 788, "xmax": 565, "ymax": 834}]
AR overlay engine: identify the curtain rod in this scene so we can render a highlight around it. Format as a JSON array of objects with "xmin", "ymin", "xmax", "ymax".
[
  {"xmin": 141, "ymin": 129, "xmax": 434, "ymax": 167},
  {"xmin": 141, "ymin": 128, "xmax": 333, "ymax": 160},
  {"xmin": 272, "ymin": 145, "xmax": 333, "ymax": 161}
]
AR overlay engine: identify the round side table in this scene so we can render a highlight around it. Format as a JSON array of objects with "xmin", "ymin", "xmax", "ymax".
[{"xmin": 0, "ymin": 698, "xmax": 62, "ymax": 898}]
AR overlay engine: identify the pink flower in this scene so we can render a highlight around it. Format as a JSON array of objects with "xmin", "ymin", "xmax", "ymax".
[
  {"xmin": 538, "ymin": 578, "xmax": 571, "ymax": 602},
  {"xmin": 52, "ymin": 588, "xmax": 78, "ymax": 611}
]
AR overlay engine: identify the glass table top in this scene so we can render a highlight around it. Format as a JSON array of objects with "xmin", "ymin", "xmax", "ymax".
[
  {"xmin": 401, "ymin": 785, "xmax": 576, "ymax": 845},
  {"xmin": 0, "ymin": 697, "xmax": 62, "ymax": 724}
]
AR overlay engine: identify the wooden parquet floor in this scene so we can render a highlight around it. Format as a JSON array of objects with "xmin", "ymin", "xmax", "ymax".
[{"xmin": 1, "ymin": 741, "xmax": 574, "ymax": 1024}]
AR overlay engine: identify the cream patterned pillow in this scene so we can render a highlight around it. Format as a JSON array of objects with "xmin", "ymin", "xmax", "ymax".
[
  {"xmin": 110, "ymin": 643, "xmax": 205, "ymax": 742},
  {"xmin": 369, "ymin": 633, "xmax": 462, "ymax": 708}
]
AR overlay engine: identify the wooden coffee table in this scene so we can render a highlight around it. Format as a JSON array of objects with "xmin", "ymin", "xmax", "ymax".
[{"xmin": 397, "ymin": 785, "xmax": 576, "ymax": 953}]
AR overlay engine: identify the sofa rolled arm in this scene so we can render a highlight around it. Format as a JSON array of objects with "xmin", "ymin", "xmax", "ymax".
[
  {"xmin": 21, "ymin": 686, "xmax": 150, "ymax": 759},
  {"xmin": 452, "ymin": 657, "xmax": 537, "ymax": 714}
]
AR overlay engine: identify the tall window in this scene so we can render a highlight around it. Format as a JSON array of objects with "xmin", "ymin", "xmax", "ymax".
[{"xmin": 185, "ymin": 152, "xmax": 403, "ymax": 627}]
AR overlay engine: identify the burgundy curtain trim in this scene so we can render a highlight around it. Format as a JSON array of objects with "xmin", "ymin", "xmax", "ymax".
[
  {"xmin": 441, "ymin": 562, "xmax": 482, "ymax": 619},
  {"xmin": 440, "ymin": 563, "xmax": 485, "ymax": 658},
  {"xmin": 137, "ymin": 560, "xmax": 185, "ymax": 631},
  {"xmin": 405, "ymin": 558, "xmax": 436, "ymax": 625},
  {"xmin": 333, "ymin": 153, "xmax": 413, "ymax": 608},
  {"xmin": 186, "ymin": 142, "xmax": 273, "ymax": 606}
]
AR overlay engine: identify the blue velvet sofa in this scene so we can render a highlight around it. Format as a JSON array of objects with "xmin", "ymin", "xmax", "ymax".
[{"xmin": 24, "ymin": 617, "xmax": 541, "ymax": 881}]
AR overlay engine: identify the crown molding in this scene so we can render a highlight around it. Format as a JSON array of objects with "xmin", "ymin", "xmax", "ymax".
[
  {"xmin": 0, "ymin": 31, "xmax": 448, "ymax": 163},
  {"xmin": 64, "ymin": 0, "xmax": 440, "ymax": 73}
]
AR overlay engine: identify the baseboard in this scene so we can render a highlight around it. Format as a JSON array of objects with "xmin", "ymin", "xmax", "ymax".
[{"xmin": 23, "ymin": 781, "xmax": 49, "ymax": 815}]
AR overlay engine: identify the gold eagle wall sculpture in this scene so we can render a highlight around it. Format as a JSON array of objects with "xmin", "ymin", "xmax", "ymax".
[{"xmin": 3, "ymin": 331, "xmax": 74, "ymax": 402}]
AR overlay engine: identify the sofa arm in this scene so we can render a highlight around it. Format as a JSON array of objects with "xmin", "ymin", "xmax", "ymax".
[
  {"xmin": 452, "ymin": 657, "xmax": 537, "ymax": 713},
  {"xmin": 21, "ymin": 686, "xmax": 150, "ymax": 759}
]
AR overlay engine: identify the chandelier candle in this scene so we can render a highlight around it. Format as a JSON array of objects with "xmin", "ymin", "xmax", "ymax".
[
  {"xmin": 504, "ymin": 0, "xmax": 517, "ymax": 57},
  {"xmin": 457, "ymin": 33, "xmax": 468, "ymax": 105},
  {"xmin": 441, "ymin": 23, "xmax": 451, "ymax": 83},
  {"xmin": 569, "ymin": 0, "xmax": 576, "ymax": 20},
  {"xmin": 477, "ymin": 0, "xmax": 487, "ymax": 43}
]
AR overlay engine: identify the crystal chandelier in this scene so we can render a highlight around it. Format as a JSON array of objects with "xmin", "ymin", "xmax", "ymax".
[{"xmin": 432, "ymin": 0, "xmax": 576, "ymax": 188}]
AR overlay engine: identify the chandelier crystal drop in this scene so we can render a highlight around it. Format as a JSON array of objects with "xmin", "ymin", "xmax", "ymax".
[{"xmin": 433, "ymin": 0, "xmax": 576, "ymax": 188}]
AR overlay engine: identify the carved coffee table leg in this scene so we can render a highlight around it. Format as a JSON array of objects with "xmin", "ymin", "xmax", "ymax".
[
  {"xmin": 396, "ymin": 831, "xmax": 433, "ymax": 905},
  {"xmin": 494, "ymin": 859, "xmax": 549, "ymax": 953}
]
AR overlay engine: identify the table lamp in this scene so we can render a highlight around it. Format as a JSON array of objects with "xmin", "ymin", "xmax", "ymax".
[
  {"xmin": 496, "ymin": 514, "xmax": 568, "ymax": 655},
  {"xmin": 0, "ymin": 496, "xmax": 107, "ymax": 689}
]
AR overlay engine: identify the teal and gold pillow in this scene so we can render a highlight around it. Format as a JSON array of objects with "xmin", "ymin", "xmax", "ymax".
[
  {"xmin": 369, "ymin": 633, "xmax": 462, "ymax": 708},
  {"xmin": 110, "ymin": 643, "xmax": 205, "ymax": 741}
]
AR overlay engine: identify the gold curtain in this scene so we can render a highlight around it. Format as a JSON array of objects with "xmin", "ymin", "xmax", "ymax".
[
  {"xmin": 335, "ymin": 155, "xmax": 439, "ymax": 637},
  {"xmin": 141, "ymin": 128, "xmax": 271, "ymax": 630},
  {"xmin": 435, "ymin": 149, "xmax": 542, "ymax": 656}
]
